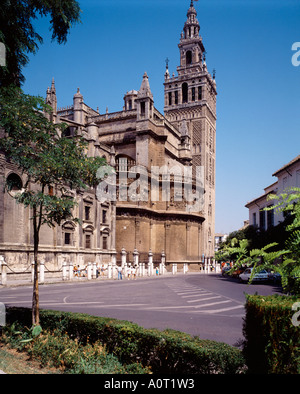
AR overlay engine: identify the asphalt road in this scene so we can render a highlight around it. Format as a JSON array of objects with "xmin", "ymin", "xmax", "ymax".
[{"xmin": 0, "ymin": 273, "xmax": 282, "ymax": 346}]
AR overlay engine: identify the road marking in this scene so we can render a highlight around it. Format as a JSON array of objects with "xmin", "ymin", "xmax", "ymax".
[
  {"xmin": 144, "ymin": 305, "xmax": 197, "ymax": 310},
  {"xmin": 3, "ymin": 300, "xmax": 148, "ymax": 308},
  {"xmin": 186, "ymin": 296, "xmax": 222, "ymax": 303},
  {"xmin": 181, "ymin": 292, "xmax": 212, "ymax": 298},
  {"xmin": 81, "ymin": 303, "xmax": 149, "ymax": 308},
  {"xmin": 194, "ymin": 300, "xmax": 232, "ymax": 308},
  {"xmin": 177, "ymin": 291, "xmax": 206, "ymax": 296},
  {"xmin": 166, "ymin": 282, "xmax": 245, "ymax": 315},
  {"xmin": 3, "ymin": 300, "xmax": 105, "ymax": 306},
  {"xmin": 193, "ymin": 305, "xmax": 244, "ymax": 314},
  {"xmin": 181, "ymin": 293, "xmax": 214, "ymax": 298}
]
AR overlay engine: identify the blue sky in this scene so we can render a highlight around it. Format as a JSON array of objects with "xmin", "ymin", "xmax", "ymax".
[{"xmin": 22, "ymin": 0, "xmax": 300, "ymax": 234}]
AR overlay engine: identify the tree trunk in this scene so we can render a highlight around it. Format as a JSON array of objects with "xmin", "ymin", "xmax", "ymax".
[{"xmin": 32, "ymin": 207, "xmax": 40, "ymax": 326}]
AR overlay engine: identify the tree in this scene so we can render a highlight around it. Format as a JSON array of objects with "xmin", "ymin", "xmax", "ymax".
[
  {"xmin": 217, "ymin": 188, "xmax": 300, "ymax": 295},
  {"xmin": 266, "ymin": 187, "xmax": 300, "ymax": 294},
  {"xmin": 0, "ymin": 86, "xmax": 105, "ymax": 325},
  {"xmin": 0, "ymin": 0, "xmax": 81, "ymax": 87}
]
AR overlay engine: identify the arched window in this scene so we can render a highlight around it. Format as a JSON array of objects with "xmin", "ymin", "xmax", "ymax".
[
  {"xmin": 186, "ymin": 50, "xmax": 192, "ymax": 65},
  {"xmin": 182, "ymin": 83, "xmax": 188, "ymax": 103},
  {"xmin": 6, "ymin": 173, "xmax": 22, "ymax": 194},
  {"xmin": 63, "ymin": 126, "xmax": 72, "ymax": 137}
]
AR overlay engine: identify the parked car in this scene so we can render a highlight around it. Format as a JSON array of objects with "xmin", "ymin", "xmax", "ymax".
[
  {"xmin": 221, "ymin": 266, "xmax": 231, "ymax": 276},
  {"xmin": 239, "ymin": 268, "xmax": 269, "ymax": 283},
  {"xmin": 268, "ymin": 271, "xmax": 282, "ymax": 284},
  {"xmin": 231, "ymin": 267, "xmax": 246, "ymax": 278}
]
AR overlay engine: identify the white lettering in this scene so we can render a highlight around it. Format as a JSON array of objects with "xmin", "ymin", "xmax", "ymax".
[
  {"xmin": 292, "ymin": 302, "xmax": 300, "ymax": 327},
  {"xmin": 0, "ymin": 43, "xmax": 6, "ymax": 67},
  {"xmin": 104, "ymin": 378, "xmax": 139, "ymax": 392},
  {"xmin": 291, "ymin": 42, "xmax": 300, "ymax": 66},
  {"xmin": 0, "ymin": 302, "xmax": 5, "ymax": 327}
]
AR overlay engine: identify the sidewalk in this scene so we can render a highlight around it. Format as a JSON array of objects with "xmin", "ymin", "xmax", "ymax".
[
  {"xmin": 1, "ymin": 270, "xmax": 218, "ymax": 288},
  {"xmin": 0, "ymin": 272, "xmax": 176, "ymax": 288}
]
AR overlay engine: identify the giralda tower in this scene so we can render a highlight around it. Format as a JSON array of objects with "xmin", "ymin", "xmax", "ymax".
[{"xmin": 164, "ymin": 1, "xmax": 217, "ymax": 257}]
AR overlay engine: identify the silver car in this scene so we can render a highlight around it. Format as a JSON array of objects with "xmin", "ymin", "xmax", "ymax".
[{"xmin": 239, "ymin": 268, "xmax": 269, "ymax": 283}]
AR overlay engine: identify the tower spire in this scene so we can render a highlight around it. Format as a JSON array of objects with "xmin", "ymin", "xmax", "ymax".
[{"xmin": 46, "ymin": 77, "xmax": 57, "ymax": 116}]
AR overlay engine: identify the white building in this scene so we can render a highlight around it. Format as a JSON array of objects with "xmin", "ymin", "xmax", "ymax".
[
  {"xmin": 245, "ymin": 155, "xmax": 300, "ymax": 231},
  {"xmin": 214, "ymin": 233, "xmax": 228, "ymax": 251}
]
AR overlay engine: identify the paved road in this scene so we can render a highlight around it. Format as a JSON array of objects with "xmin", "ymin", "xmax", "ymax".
[{"xmin": 0, "ymin": 273, "xmax": 282, "ymax": 346}]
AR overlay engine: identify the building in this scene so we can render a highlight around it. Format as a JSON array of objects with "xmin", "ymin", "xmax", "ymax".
[
  {"xmin": 0, "ymin": 1, "xmax": 217, "ymax": 271},
  {"xmin": 245, "ymin": 155, "xmax": 300, "ymax": 231},
  {"xmin": 0, "ymin": 79, "xmax": 116, "ymax": 272},
  {"xmin": 214, "ymin": 233, "xmax": 228, "ymax": 252},
  {"xmin": 164, "ymin": 0, "xmax": 217, "ymax": 257}
]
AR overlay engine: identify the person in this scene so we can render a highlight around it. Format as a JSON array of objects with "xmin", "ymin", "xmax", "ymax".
[
  {"xmin": 100, "ymin": 264, "xmax": 105, "ymax": 277},
  {"xmin": 132, "ymin": 265, "xmax": 137, "ymax": 280},
  {"xmin": 117, "ymin": 265, "xmax": 123, "ymax": 280},
  {"xmin": 127, "ymin": 264, "xmax": 131, "ymax": 280},
  {"xmin": 73, "ymin": 265, "xmax": 78, "ymax": 277},
  {"xmin": 156, "ymin": 266, "xmax": 159, "ymax": 276}
]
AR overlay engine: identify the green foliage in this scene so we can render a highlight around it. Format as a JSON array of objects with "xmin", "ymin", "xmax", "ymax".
[
  {"xmin": 0, "ymin": 0, "xmax": 81, "ymax": 87},
  {"xmin": 243, "ymin": 294, "xmax": 300, "ymax": 374},
  {"xmin": 216, "ymin": 188, "xmax": 300, "ymax": 295},
  {"xmin": 266, "ymin": 188, "xmax": 300, "ymax": 294},
  {"xmin": 5, "ymin": 307, "xmax": 246, "ymax": 374},
  {"xmin": 0, "ymin": 85, "xmax": 106, "ymax": 325},
  {"xmin": 1, "ymin": 324, "xmax": 143, "ymax": 374}
]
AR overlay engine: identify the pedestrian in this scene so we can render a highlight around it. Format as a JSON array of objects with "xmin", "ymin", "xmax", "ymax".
[
  {"xmin": 156, "ymin": 266, "xmax": 159, "ymax": 276},
  {"xmin": 117, "ymin": 265, "xmax": 123, "ymax": 280},
  {"xmin": 127, "ymin": 264, "xmax": 131, "ymax": 280},
  {"xmin": 100, "ymin": 264, "xmax": 105, "ymax": 277},
  {"xmin": 74, "ymin": 265, "xmax": 78, "ymax": 277},
  {"xmin": 132, "ymin": 265, "xmax": 137, "ymax": 280}
]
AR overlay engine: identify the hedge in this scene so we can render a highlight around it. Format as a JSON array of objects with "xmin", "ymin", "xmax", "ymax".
[
  {"xmin": 243, "ymin": 294, "xmax": 300, "ymax": 374},
  {"xmin": 5, "ymin": 307, "xmax": 245, "ymax": 374}
]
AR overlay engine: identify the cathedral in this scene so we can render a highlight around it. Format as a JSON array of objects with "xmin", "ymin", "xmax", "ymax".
[{"xmin": 0, "ymin": 1, "xmax": 216, "ymax": 272}]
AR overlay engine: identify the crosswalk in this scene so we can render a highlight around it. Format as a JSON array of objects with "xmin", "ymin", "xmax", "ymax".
[{"xmin": 162, "ymin": 281, "xmax": 245, "ymax": 316}]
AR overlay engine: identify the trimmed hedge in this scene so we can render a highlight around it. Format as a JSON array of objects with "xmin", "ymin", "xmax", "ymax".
[
  {"xmin": 5, "ymin": 307, "xmax": 245, "ymax": 374},
  {"xmin": 243, "ymin": 294, "xmax": 300, "ymax": 374}
]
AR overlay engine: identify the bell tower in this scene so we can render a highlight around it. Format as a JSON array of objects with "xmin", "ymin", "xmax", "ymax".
[{"xmin": 164, "ymin": 0, "xmax": 217, "ymax": 257}]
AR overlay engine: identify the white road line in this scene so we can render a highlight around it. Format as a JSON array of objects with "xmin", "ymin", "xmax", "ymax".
[
  {"xmin": 193, "ymin": 305, "xmax": 244, "ymax": 314},
  {"xmin": 81, "ymin": 303, "xmax": 149, "ymax": 308},
  {"xmin": 194, "ymin": 300, "xmax": 232, "ymax": 308},
  {"xmin": 177, "ymin": 291, "xmax": 205, "ymax": 296},
  {"xmin": 3, "ymin": 300, "xmax": 105, "ymax": 306},
  {"xmin": 181, "ymin": 292, "xmax": 212, "ymax": 298},
  {"xmin": 145, "ymin": 305, "xmax": 197, "ymax": 310},
  {"xmin": 186, "ymin": 296, "xmax": 222, "ymax": 303}
]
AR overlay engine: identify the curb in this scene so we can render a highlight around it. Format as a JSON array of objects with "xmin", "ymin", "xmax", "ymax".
[{"xmin": 0, "ymin": 271, "xmax": 220, "ymax": 288}]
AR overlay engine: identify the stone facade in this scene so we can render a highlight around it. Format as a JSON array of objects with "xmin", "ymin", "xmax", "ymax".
[
  {"xmin": 164, "ymin": 1, "xmax": 217, "ymax": 257},
  {"xmin": 0, "ymin": 80, "xmax": 116, "ymax": 273},
  {"xmin": 0, "ymin": 1, "xmax": 216, "ymax": 271}
]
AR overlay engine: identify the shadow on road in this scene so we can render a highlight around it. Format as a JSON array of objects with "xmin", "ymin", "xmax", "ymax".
[{"xmin": 216, "ymin": 274, "xmax": 283, "ymax": 294}]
